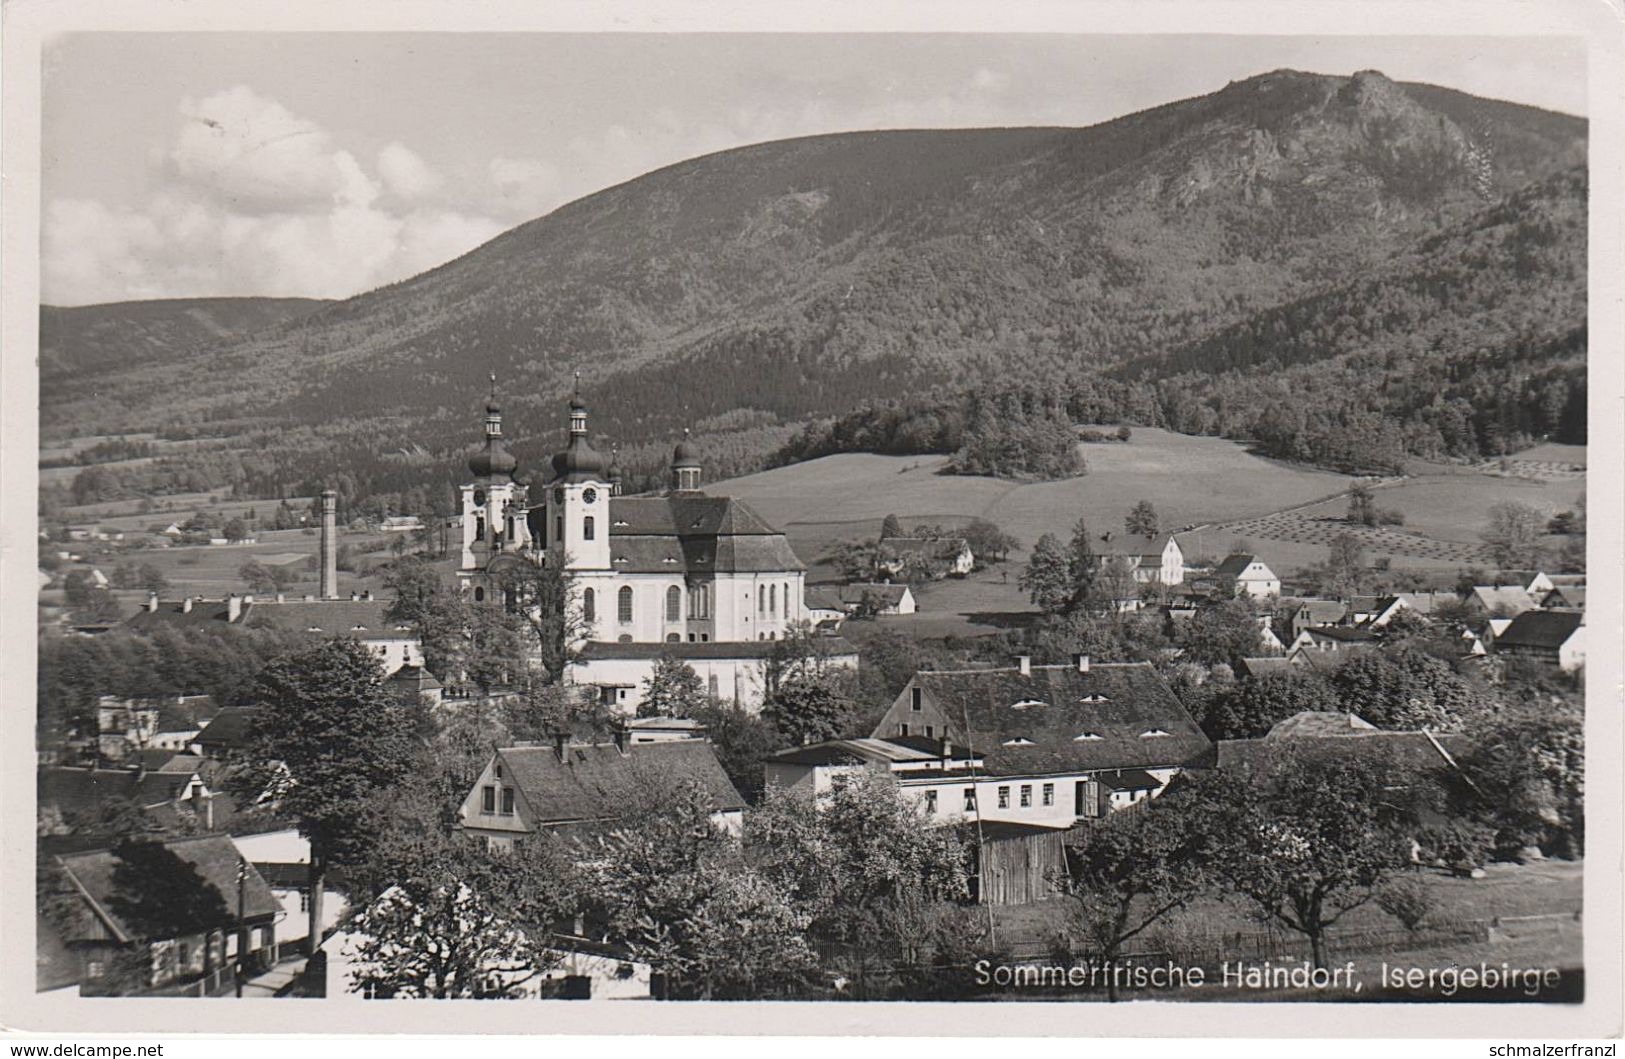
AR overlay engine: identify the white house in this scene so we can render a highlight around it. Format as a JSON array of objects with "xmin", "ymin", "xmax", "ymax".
[
  {"xmin": 1091, "ymin": 533, "xmax": 1184, "ymax": 586},
  {"xmin": 1212, "ymin": 554, "xmax": 1280, "ymax": 599},
  {"xmin": 877, "ymin": 537, "xmax": 975, "ymax": 578},
  {"xmin": 1493, "ymin": 610, "xmax": 1585, "ymax": 671}
]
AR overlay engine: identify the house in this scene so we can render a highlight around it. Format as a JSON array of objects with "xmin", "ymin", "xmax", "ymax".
[
  {"xmin": 804, "ymin": 587, "xmax": 849, "ymax": 626},
  {"xmin": 615, "ymin": 716, "xmax": 709, "ymax": 745},
  {"xmin": 37, "ymin": 765, "xmax": 218, "ymax": 835},
  {"xmin": 231, "ymin": 829, "xmax": 348, "ymax": 950},
  {"xmin": 860, "ymin": 655, "xmax": 1211, "ymax": 829},
  {"xmin": 192, "ymin": 706, "xmax": 263, "ymax": 758},
  {"xmin": 47, "ymin": 836, "xmax": 281, "ymax": 996},
  {"xmin": 571, "ymin": 636, "xmax": 858, "ymax": 715},
  {"xmin": 384, "ymin": 664, "xmax": 443, "ymax": 708},
  {"xmin": 1462, "ymin": 585, "xmax": 1538, "ymax": 618},
  {"xmin": 96, "ymin": 695, "xmax": 219, "ymax": 760},
  {"xmin": 1212, "ymin": 555, "xmax": 1280, "ymax": 599},
  {"xmin": 457, "ymin": 738, "xmax": 747, "ymax": 851},
  {"xmin": 1540, "ymin": 585, "xmax": 1586, "ymax": 611},
  {"xmin": 1089, "ymin": 533, "xmax": 1184, "ymax": 586},
  {"xmin": 1493, "ymin": 610, "xmax": 1585, "ymax": 671},
  {"xmin": 877, "ymin": 537, "xmax": 975, "ymax": 579},
  {"xmin": 839, "ymin": 582, "xmax": 917, "ymax": 616},
  {"xmin": 241, "ymin": 596, "xmax": 423, "ymax": 674},
  {"xmin": 1289, "ymin": 625, "xmax": 1378, "ymax": 654},
  {"xmin": 379, "ymin": 515, "xmax": 424, "ymax": 533},
  {"xmin": 1290, "ymin": 599, "xmax": 1348, "ymax": 637},
  {"xmin": 1236, "ymin": 656, "xmax": 1296, "ymax": 680},
  {"xmin": 1215, "ymin": 711, "xmax": 1467, "ymax": 783},
  {"xmin": 1391, "ymin": 591, "xmax": 1466, "ymax": 619}
]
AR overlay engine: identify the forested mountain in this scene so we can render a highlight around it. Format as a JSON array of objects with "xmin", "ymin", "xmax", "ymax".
[
  {"xmin": 40, "ymin": 68, "xmax": 1585, "ymax": 501},
  {"xmin": 39, "ymin": 297, "xmax": 329, "ymax": 379}
]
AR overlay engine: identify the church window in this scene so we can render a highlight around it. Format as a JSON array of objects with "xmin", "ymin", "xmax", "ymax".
[
  {"xmin": 473, "ymin": 587, "xmax": 485, "ymax": 603},
  {"xmin": 769, "ymin": 583, "xmax": 777, "ymax": 616},
  {"xmin": 583, "ymin": 516, "xmax": 595, "ymax": 541},
  {"xmin": 758, "ymin": 585, "xmax": 765, "ymax": 615},
  {"xmin": 475, "ymin": 515, "xmax": 486, "ymax": 541},
  {"xmin": 555, "ymin": 515, "xmax": 564, "ymax": 542},
  {"xmin": 783, "ymin": 582, "xmax": 791, "ymax": 616},
  {"xmin": 666, "ymin": 633, "xmax": 680, "ymax": 643},
  {"xmin": 582, "ymin": 588, "xmax": 595, "ymax": 623},
  {"xmin": 708, "ymin": 673, "xmax": 719, "ymax": 697},
  {"xmin": 618, "ymin": 634, "xmax": 633, "ymax": 644},
  {"xmin": 666, "ymin": 585, "xmax": 681, "ymax": 622},
  {"xmin": 618, "ymin": 586, "xmax": 633, "ymax": 623}
]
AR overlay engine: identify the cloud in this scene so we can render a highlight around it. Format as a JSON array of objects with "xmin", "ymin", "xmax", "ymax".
[{"xmin": 44, "ymin": 87, "xmax": 508, "ymax": 305}]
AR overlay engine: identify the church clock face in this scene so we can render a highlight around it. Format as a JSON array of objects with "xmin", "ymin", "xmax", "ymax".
[{"xmin": 582, "ymin": 488, "xmax": 598, "ymax": 504}]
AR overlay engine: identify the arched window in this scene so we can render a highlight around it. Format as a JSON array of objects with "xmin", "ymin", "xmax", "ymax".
[
  {"xmin": 473, "ymin": 586, "xmax": 485, "ymax": 602},
  {"xmin": 582, "ymin": 588, "xmax": 595, "ymax": 623},
  {"xmin": 758, "ymin": 585, "xmax": 765, "ymax": 615},
  {"xmin": 618, "ymin": 586, "xmax": 634, "ymax": 623},
  {"xmin": 475, "ymin": 515, "xmax": 486, "ymax": 541},
  {"xmin": 583, "ymin": 516, "xmax": 595, "ymax": 541},
  {"xmin": 769, "ymin": 583, "xmax": 777, "ymax": 616},
  {"xmin": 783, "ymin": 582, "xmax": 791, "ymax": 616},
  {"xmin": 666, "ymin": 585, "xmax": 681, "ymax": 622},
  {"xmin": 666, "ymin": 633, "xmax": 680, "ymax": 643}
]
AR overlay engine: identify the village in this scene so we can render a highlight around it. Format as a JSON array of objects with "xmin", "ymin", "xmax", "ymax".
[{"xmin": 34, "ymin": 387, "xmax": 1587, "ymax": 1002}]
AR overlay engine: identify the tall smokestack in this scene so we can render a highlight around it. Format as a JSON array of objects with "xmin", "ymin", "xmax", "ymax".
[{"xmin": 320, "ymin": 490, "xmax": 338, "ymax": 600}]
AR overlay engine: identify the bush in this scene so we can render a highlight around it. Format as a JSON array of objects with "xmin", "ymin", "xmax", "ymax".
[
  {"xmin": 1418, "ymin": 819, "xmax": 1494, "ymax": 876},
  {"xmin": 1376, "ymin": 874, "xmax": 1433, "ymax": 931},
  {"xmin": 1377, "ymin": 508, "xmax": 1406, "ymax": 526}
]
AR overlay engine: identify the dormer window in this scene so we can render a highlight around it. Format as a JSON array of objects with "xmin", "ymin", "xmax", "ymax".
[
  {"xmin": 1140, "ymin": 729, "xmax": 1171, "ymax": 738},
  {"xmin": 1001, "ymin": 737, "xmax": 1036, "ymax": 747},
  {"xmin": 1010, "ymin": 699, "xmax": 1046, "ymax": 710},
  {"xmin": 1079, "ymin": 694, "xmax": 1111, "ymax": 704},
  {"xmin": 1073, "ymin": 732, "xmax": 1104, "ymax": 741}
]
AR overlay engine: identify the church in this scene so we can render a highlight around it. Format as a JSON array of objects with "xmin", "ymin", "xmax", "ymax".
[{"xmin": 456, "ymin": 388, "xmax": 857, "ymax": 712}]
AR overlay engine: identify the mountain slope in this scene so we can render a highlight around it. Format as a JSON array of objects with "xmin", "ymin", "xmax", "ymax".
[
  {"xmin": 41, "ymin": 69, "xmax": 1585, "ymax": 467},
  {"xmin": 39, "ymin": 297, "xmax": 330, "ymax": 379}
]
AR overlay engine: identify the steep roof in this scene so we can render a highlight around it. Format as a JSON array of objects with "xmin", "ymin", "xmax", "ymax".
[
  {"xmin": 1495, "ymin": 609, "xmax": 1583, "ymax": 650},
  {"xmin": 1089, "ymin": 533, "xmax": 1172, "ymax": 559},
  {"xmin": 1541, "ymin": 586, "xmax": 1586, "ymax": 610},
  {"xmin": 385, "ymin": 664, "xmax": 443, "ymax": 693},
  {"xmin": 879, "ymin": 537, "xmax": 969, "ymax": 559},
  {"xmin": 38, "ymin": 767, "xmax": 201, "ymax": 818},
  {"xmin": 1302, "ymin": 626, "xmax": 1377, "ymax": 644},
  {"xmin": 125, "ymin": 600, "xmax": 235, "ymax": 630},
  {"xmin": 1216, "ymin": 730, "xmax": 1467, "ymax": 776},
  {"xmin": 1393, "ymin": 591, "xmax": 1461, "ymax": 616},
  {"xmin": 494, "ymin": 740, "xmax": 746, "ymax": 826},
  {"xmin": 900, "ymin": 662, "xmax": 1210, "ymax": 777},
  {"xmin": 1236, "ymin": 656, "xmax": 1294, "ymax": 679},
  {"xmin": 603, "ymin": 494, "xmax": 805, "ymax": 574},
  {"xmin": 1265, "ymin": 711, "xmax": 1378, "ymax": 737},
  {"xmin": 55, "ymin": 836, "xmax": 280, "ymax": 943},
  {"xmin": 193, "ymin": 706, "xmax": 263, "ymax": 751},
  {"xmin": 839, "ymin": 583, "xmax": 910, "ymax": 605},
  {"xmin": 767, "ymin": 737, "xmax": 974, "ymax": 768},
  {"xmin": 241, "ymin": 599, "xmax": 416, "ymax": 642},
  {"xmin": 577, "ymin": 637, "xmax": 856, "ymax": 662},
  {"xmin": 1293, "ymin": 599, "xmax": 1348, "ymax": 623},
  {"xmin": 1469, "ymin": 586, "xmax": 1537, "ymax": 615},
  {"xmin": 1214, "ymin": 554, "xmax": 1269, "ymax": 578}
]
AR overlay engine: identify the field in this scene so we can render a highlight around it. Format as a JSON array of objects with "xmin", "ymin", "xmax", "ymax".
[
  {"xmin": 718, "ymin": 429, "xmax": 1352, "ymax": 573},
  {"xmin": 984, "ymin": 859, "xmax": 1584, "ymax": 1002}
]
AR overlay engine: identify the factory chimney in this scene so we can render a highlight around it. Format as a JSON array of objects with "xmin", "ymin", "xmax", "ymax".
[{"xmin": 320, "ymin": 490, "xmax": 338, "ymax": 600}]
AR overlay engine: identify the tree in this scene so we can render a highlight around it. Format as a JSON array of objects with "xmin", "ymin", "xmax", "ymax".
[
  {"xmin": 588, "ymin": 779, "xmax": 814, "ymax": 998},
  {"xmin": 764, "ymin": 677, "xmax": 852, "ymax": 747},
  {"xmin": 63, "ymin": 570, "xmax": 120, "ymax": 623},
  {"xmin": 1204, "ymin": 755, "xmax": 1413, "ymax": 968},
  {"xmin": 1019, "ymin": 533, "xmax": 1074, "ymax": 614},
  {"xmin": 879, "ymin": 513, "xmax": 904, "ymax": 540},
  {"xmin": 233, "ymin": 639, "xmax": 420, "ymax": 955},
  {"xmin": 1056, "ymin": 784, "xmax": 1215, "ymax": 1000},
  {"xmin": 1323, "ymin": 531, "xmax": 1367, "ymax": 598},
  {"xmin": 1179, "ymin": 598, "xmax": 1261, "ymax": 668},
  {"xmin": 828, "ymin": 539, "xmax": 880, "ymax": 582},
  {"xmin": 1125, "ymin": 500, "xmax": 1159, "ymax": 538},
  {"xmin": 1194, "ymin": 670, "xmax": 1339, "ymax": 741},
  {"xmin": 640, "ymin": 655, "xmax": 708, "ymax": 718},
  {"xmin": 692, "ymin": 700, "xmax": 789, "ymax": 803},
  {"xmin": 747, "ymin": 771, "xmax": 969, "ymax": 997},
  {"xmin": 383, "ymin": 557, "xmax": 469, "ymax": 680},
  {"xmin": 1326, "ymin": 648, "xmax": 1473, "ymax": 731},
  {"xmin": 1480, "ymin": 501, "xmax": 1547, "ymax": 570},
  {"xmin": 961, "ymin": 518, "xmax": 1018, "ymax": 566},
  {"xmin": 343, "ymin": 790, "xmax": 574, "ymax": 998},
  {"xmin": 1448, "ymin": 701, "xmax": 1583, "ymax": 859},
  {"xmin": 222, "ymin": 517, "xmax": 248, "ymax": 543},
  {"xmin": 137, "ymin": 563, "xmax": 168, "ymax": 594},
  {"xmin": 238, "ymin": 560, "xmax": 279, "ymax": 595},
  {"xmin": 1346, "ymin": 484, "xmax": 1376, "ymax": 527}
]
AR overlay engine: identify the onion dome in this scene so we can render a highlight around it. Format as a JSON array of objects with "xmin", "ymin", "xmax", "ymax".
[
  {"xmin": 550, "ymin": 436, "xmax": 609, "ymax": 482},
  {"xmin": 672, "ymin": 437, "xmax": 701, "ymax": 469},
  {"xmin": 470, "ymin": 440, "xmax": 518, "ymax": 479}
]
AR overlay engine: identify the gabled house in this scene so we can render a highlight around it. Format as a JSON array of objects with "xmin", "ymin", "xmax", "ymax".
[
  {"xmin": 877, "ymin": 537, "xmax": 975, "ymax": 578},
  {"xmin": 838, "ymin": 582, "xmax": 917, "ymax": 615},
  {"xmin": 1493, "ymin": 610, "xmax": 1585, "ymax": 671},
  {"xmin": 242, "ymin": 596, "xmax": 423, "ymax": 674},
  {"xmin": 384, "ymin": 664, "xmax": 443, "ymax": 708},
  {"xmin": 191, "ymin": 706, "xmax": 263, "ymax": 758},
  {"xmin": 1212, "ymin": 554, "xmax": 1280, "ymax": 599},
  {"xmin": 1540, "ymin": 585, "xmax": 1586, "ymax": 611},
  {"xmin": 1290, "ymin": 599, "xmax": 1348, "ymax": 637},
  {"xmin": 38, "ymin": 765, "xmax": 217, "ymax": 835},
  {"xmin": 457, "ymin": 738, "xmax": 747, "ymax": 851},
  {"xmin": 1462, "ymin": 585, "xmax": 1538, "ymax": 619},
  {"xmin": 1088, "ymin": 533, "xmax": 1184, "ymax": 586},
  {"xmin": 1215, "ymin": 711, "xmax": 1466, "ymax": 781},
  {"xmin": 1289, "ymin": 625, "xmax": 1378, "ymax": 654},
  {"xmin": 48, "ymin": 836, "xmax": 280, "ymax": 996},
  {"xmin": 863, "ymin": 655, "xmax": 1210, "ymax": 829}
]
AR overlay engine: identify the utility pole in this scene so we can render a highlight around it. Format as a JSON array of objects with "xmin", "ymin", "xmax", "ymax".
[{"xmin": 235, "ymin": 859, "xmax": 248, "ymax": 998}]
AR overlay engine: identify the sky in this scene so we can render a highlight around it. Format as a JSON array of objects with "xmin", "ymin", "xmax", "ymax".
[{"xmin": 40, "ymin": 33, "xmax": 1587, "ymax": 306}]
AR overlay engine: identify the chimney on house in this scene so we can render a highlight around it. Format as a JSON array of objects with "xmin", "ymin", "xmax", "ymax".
[
  {"xmin": 227, "ymin": 594, "xmax": 242, "ymax": 623},
  {"xmin": 362, "ymin": 590, "xmax": 373, "ymax": 602},
  {"xmin": 181, "ymin": 597, "xmax": 194, "ymax": 614},
  {"xmin": 145, "ymin": 592, "xmax": 159, "ymax": 613},
  {"xmin": 350, "ymin": 591, "xmax": 360, "ymax": 602},
  {"xmin": 320, "ymin": 489, "xmax": 338, "ymax": 600},
  {"xmin": 1016, "ymin": 654, "xmax": 1031, "ymax": 676},
  {"xmin": 1075, "ymin": 653, "xmax": 1091, "ymax": 673},
  {"xmin": 940, "ymin": 734, "xmax": 954, "ymax": 761}
]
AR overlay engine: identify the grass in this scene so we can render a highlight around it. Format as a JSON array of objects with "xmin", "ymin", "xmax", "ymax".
[{"xmin": 982, "ymin": 860, "xmax": 1584, "ymax": 1003}]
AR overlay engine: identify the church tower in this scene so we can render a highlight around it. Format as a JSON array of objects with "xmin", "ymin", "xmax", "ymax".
[
  {"xmin": 458, "ymin": 380, "xmax": 530, "ymax": 577},
  {"xmin": 543, "ymin": 387, "xmax": 612, "ymax": 573}
]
